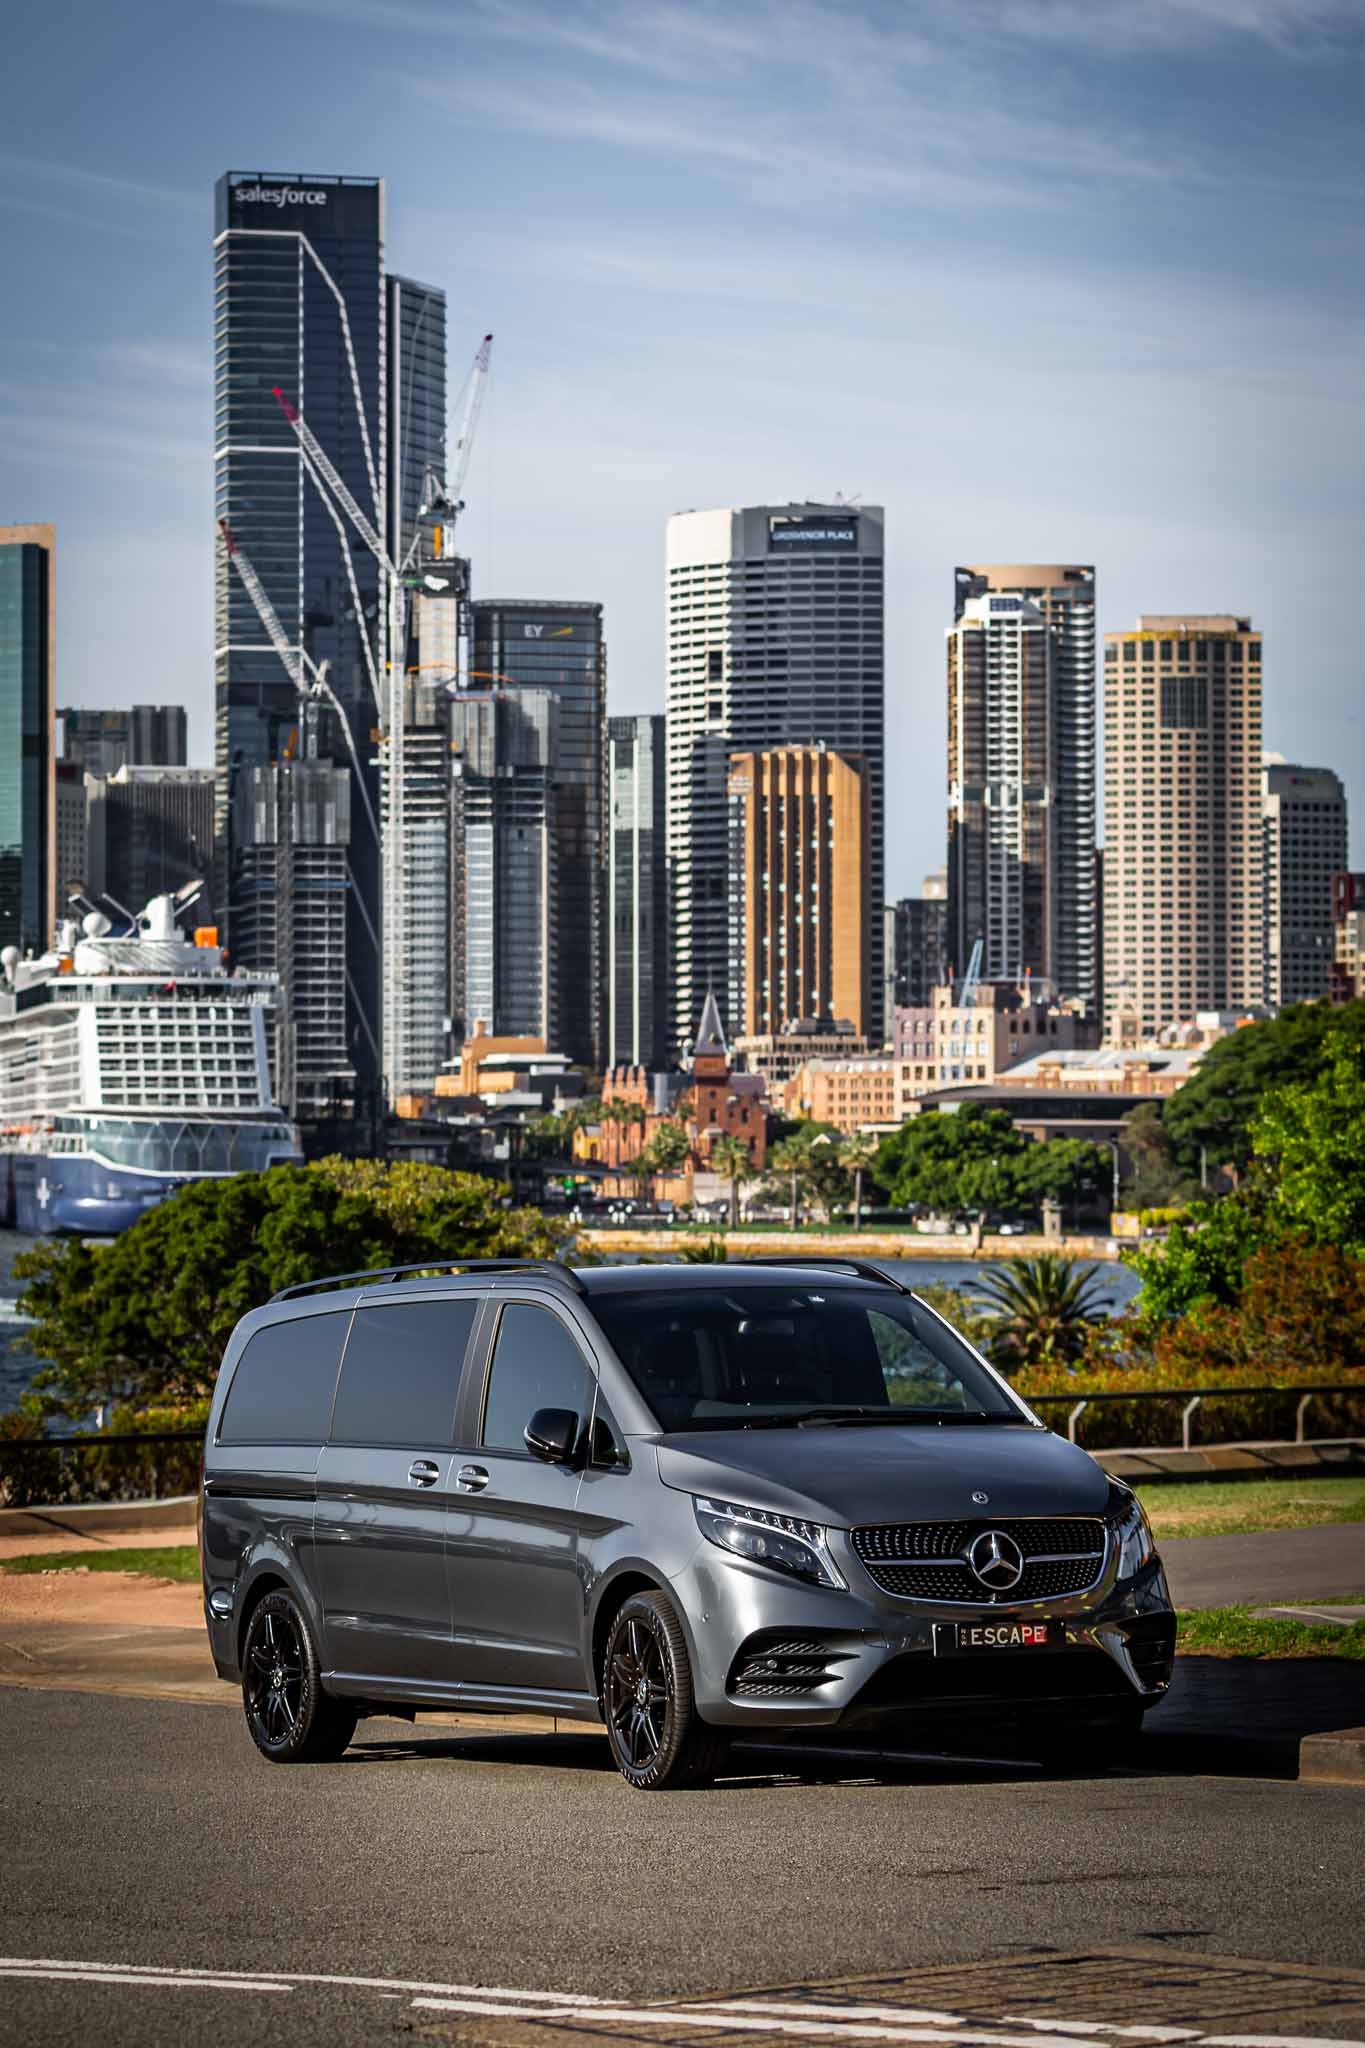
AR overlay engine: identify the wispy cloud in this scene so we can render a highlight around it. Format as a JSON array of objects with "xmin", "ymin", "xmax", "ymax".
[{"xmin": 951, "ymin": 0, "xmax": 1353, "ymax": 55}]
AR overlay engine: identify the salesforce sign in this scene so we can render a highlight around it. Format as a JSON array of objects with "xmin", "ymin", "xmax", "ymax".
[{"xmin": 232, "ymin": 183, "xmax": 329, "ymax": 209}]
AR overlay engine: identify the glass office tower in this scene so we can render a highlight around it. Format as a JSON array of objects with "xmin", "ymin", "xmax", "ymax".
[
  {"xmin": 0, "ymin": 525, "xmax": 55, "ymax": 953},
  {"xmin": 213, "ymin": 172, "xmax": 385, "ymax": 1094},
  {"xmin": 471, "ymin": 600, "xmax": 606, "ymax": 1067}
]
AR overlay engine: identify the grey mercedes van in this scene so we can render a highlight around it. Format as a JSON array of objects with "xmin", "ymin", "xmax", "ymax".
[{"xmin": 200, "ymin": 1258, "xmax": 1175, "ymax": 1788}]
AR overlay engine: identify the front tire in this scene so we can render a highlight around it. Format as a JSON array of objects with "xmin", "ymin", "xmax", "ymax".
[
  {"xmin": 241, "ymin": 1589, "xmax": 357, "ymax": 1764},
  {"xmin": 602, "ymin": 1591, "xmax": 729, "ymax": 1790}
]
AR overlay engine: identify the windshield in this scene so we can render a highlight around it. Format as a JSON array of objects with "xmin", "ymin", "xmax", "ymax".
[{"xmin": 590, "ymin": 1285, "xmax": 1023, "ymax": 1432}]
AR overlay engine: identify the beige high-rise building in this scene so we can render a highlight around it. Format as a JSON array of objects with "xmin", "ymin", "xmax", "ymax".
[
  {"xmin": 727, "ymin": 745, "xmax": 870, "ymax": 1040},
  {"xmin": 1103, "ymin": 615, "xmax": 1263, "ymax": 1038}
]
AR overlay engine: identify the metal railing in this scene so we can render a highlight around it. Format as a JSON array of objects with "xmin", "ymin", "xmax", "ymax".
[
  {"xmin": 1027, "ymin": 1385, "xmax": 1363, "ymax": 1450},
  {"xmin": 0, "ymin": 1430, "xmax": 203, "ymax": 1510}
]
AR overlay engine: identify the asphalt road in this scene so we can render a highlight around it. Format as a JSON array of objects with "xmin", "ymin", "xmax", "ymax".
[
  {"xmin": 3, "ymin": 1685, "xmax": 1364, "ymax": 2048},
  {"xmin": 1159, "ymin": 1524, "xmax": 1365, "ymax": 1608}
]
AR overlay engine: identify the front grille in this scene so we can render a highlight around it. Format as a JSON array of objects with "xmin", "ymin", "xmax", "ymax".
[
  {"xmin": 730, "ymin": 1631, "xmax": 856, "ymax": 1699},
  {"xmin": 850, "ymin": 1518, "xmax": 1107, "ymax": 1605}
]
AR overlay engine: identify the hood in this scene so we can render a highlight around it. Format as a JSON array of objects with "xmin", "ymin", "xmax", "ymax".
[{"xmin": 654, "ymin": 1423, "xmax": 1109, "ymax": 1528}]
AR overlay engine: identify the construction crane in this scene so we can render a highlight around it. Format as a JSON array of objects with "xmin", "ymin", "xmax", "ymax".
[
  {"xmin": 217, "ymin": 520, "xmax": 378, "ymax": 848},
  {"xmin": 270, "ymin": 331, "xmax": 493, "ymax": 1104},
  {"xmin": 957, "ymin": 935, "xmax": 984, "ymax": 1009}
]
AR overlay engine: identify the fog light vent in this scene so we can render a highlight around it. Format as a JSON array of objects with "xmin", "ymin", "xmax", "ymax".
[{"xmin": 729, "ymin": 1631, "xmax": 856, "ymax": 1699}]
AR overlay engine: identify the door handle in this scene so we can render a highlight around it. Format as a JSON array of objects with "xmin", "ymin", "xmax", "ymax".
[
  {"xmin": 455, "ymin": 1464, "xmax": 490, "ymax": 1493},
  {"xmin": 408, "ymin": 1459, "xmax": 440, "ymax": 1488}
]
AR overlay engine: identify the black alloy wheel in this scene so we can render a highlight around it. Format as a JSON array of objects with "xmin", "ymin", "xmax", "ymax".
[
  {"xmin": 241, "ymin": 1589, "xmax": 357, "ymax": 1764},
  {"xmin": 602, "ymin": 1591, "xmax": 729, "ymax": 1790}
]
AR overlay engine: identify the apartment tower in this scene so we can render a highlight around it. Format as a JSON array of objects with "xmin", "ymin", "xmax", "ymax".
[
  {"xmin": 948, "ymin": 565, "xmax": 1096, "ymax": 1003},
  {"xmin": 666, "ymin": 504, "xmax": 885, "ymax": 1054},
  {"xmin": 1103, "ymin": 615, "xmax": 1263, "ymax": 1036},
  {"xmin": 1262, "ymin": 760, "xmax": 1348, "ymax": 1007},
  {"xmin": 727, "ymin": 745, "xmax": 871, "ymax": 1040}
]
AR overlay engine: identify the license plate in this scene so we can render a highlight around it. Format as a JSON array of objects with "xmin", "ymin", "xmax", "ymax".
[{"xmin": 934, "ymin": 1620, "xmax": 1060, "ymax": 1654}]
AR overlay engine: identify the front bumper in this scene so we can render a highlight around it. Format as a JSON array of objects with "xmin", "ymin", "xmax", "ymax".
[{"xmin": 675, "ymin": 1528, "xmax": 1175, "ymax": 1730}]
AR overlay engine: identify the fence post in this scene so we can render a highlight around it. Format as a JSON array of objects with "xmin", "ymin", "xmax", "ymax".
[
  {"xmin": 1067, "ymin": 1400, "xmax": 1089, "ymax": 1444},
  {"xmin": 1295, "ymin": 1394, "xmax": 1313, "ymax": 1445},
  {"xmin": 1181, "ymin": 1395, "xmax": 1202, "ymax": 1452}
]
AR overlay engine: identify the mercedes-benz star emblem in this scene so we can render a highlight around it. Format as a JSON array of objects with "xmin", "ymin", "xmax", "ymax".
[
  {"xmin": 966, "ymin": 1528, "xmax": 1024, "ymax": 1592},
  {"xmin": 971, "ymin": 1490, "xmax": 989, "ymax": 1505}
]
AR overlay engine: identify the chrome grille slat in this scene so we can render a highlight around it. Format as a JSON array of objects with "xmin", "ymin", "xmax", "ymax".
[{"xmin": 850, "ymin": 1517, "xmax": 1107, "ymax": 1605}]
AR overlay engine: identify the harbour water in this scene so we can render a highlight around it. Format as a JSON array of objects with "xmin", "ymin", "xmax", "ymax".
[{"xmin": 0, "ymin": 1228, "xmax": 1141, "ymax": 1416}]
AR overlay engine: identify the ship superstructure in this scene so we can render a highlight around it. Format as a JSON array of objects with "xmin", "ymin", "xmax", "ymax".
[{"xmin": 0, "ymin": 886, "xmax": 300, "ymax": 1235}]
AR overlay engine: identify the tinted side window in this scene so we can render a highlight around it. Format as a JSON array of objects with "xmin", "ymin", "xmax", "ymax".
[
  {"xmin": 330, "ymin": 1299, "xmax": 478, "ymax": 1447},
  {"xmin": 482, "ymin": 1304, "xmax": 593, "ymax": 1453},
  {"xmin": 219, "ymin": 1313, "xmax": 348, "ymax": 1443}
]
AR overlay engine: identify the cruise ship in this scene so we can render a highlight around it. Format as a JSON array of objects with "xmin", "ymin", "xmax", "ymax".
[{"xmin": 0, "ymin": 884, "xmax": 301, "ymax": 1236}]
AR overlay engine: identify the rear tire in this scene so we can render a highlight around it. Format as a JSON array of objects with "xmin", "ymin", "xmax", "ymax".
[
  {"xmin": 602, "ymin": 1591, "xmax": 729, "ymax": 1790},
  {"xmin": 241, "ymin": 1589, "xmax": 357, "ymax": 1764}
]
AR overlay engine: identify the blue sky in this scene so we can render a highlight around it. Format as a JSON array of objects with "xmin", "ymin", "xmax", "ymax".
[{"xmin": 3, "ymin": 0, "xmax": 1364, "ymax": 885}]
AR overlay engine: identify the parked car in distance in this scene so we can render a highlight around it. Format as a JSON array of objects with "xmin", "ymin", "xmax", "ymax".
[{"xmin": 200, "ymin": 1257, "xmax": 1175, "ymax": 1788}]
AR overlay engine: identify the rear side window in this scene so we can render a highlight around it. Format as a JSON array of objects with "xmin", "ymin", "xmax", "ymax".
[
  {"xmin": 482, "ymin": 1303, "xmax": 594, "ymax": 1453},
  {"xmin": 219, "ymin": 1313, "xmax": 348, "ymax": 1443},
  {"xmin": 330, "ymin": 1298, "xmax": 479, "ymax": 1447}
]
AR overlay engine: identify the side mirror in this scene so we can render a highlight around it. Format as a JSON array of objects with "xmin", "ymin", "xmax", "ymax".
[{"xmin": 525, "ymin": 1406, "xmax": 578, "ymax": 1465}]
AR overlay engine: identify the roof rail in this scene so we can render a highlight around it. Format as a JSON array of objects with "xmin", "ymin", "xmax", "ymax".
[
  {"xmin": 724, "ymin": 1255, "xmax": 909, "ymax": 1293},
  {"xmin": 270, "ymin": 1258, "xmax": 588, "ymax": 1304}
]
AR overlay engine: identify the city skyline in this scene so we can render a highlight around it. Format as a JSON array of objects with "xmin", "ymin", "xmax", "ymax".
[{"xmin": 3, "ymin": 0, "xmax": 1363, "ymax": 892}]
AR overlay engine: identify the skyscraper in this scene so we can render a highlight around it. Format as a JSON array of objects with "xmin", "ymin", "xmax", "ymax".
[
  {"xmin": 449, "ymin": 688, "xmax": 558, "ymax": 1044},
  {"xmin": 666, "ymin": 504, "xmax": 885, "ymax": 1053},
  {"xmin": 472, "ymin": 600, "xmax": 606, "ymax": 1067},
  {"xmin": 948, "ymin": 564, "xmax": 1096, "ymax": 1002},
  {"xmin": 726, "ymin": 745, "xmax": 871, "ymax": 1039},
  {"xmin": 384, "ymin": 273, "xmax": 450, "ymax": 1097},
  {"xmin": 607, "ymin": 714, "xmax": 668, "ymax": 1072},
  {"xmin": 1103, "ymin": 615, "xmax": 1263, "ymax": 1036},
  {"xmin": 214, "ymin": 171, "xmax": 385, "ymax": 1092},
  {"xmin": 60, "ymin": 705, "xmax": 187, "ymax": 777},
  {"xmin": 1262, "ymin": 760, "xmax": 1348, "ymax": 1007},
  {"xmin": 86, "ymin": 767, "xmax": 215, "ymax": 913},
  {"xmin": 0, "ymin": 524, "xmax": 55, "ymax": 954},
  {"xmin": 887, "ymin": 877, "xmax": 949, "ymax": 1009}
]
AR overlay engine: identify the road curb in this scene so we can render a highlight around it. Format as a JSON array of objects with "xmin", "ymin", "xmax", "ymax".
[
  {"xmin": 1299, "ymin": 1725, "xmax": 1365, "ymax": 1785},
  {"xmin": 0, "ymin": 1495, "xmax": 195, "ymax": 1539}
]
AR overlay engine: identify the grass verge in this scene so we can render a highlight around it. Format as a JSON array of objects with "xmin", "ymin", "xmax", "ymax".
[
  {"xmin": 1138, "ymin": 1475, "xmax": 1365, "ymax": 1540},
  {"xmin": 0, "ymin": 1545, "xmax": 199, "ymax": 1582},
  {"xmin": 1176, "ymin": 1603, "xmax": 1365, "ymax": 1659}
]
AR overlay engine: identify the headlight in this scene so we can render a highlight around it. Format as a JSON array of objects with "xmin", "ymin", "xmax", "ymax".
[
  {"xmin": 1108, "ymin": 1484, "xmax": 1156, "ymax": 1579},
  {"xmin": 693, "ymin": 1495, "xmax": 845, "ymax": 1589}
]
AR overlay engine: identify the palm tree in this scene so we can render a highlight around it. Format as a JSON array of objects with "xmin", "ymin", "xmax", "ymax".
[
  {"xmin": 711, "ymin": 1135, "xmax": 756, "ymax": 1230},
  {"xmin": 971, "ymin": 1255, "xmax": 1109, "ymax": 1374},
  {"xmin": 639, "ymin": 1118, "xmax": 691, "ymax": 1208},
  {"xmin": 838, "ymin": 1131, "xmax": 878, "ymax": 1231},
  {"xmin": 768, "ymin": 1134, "xmax": 811, "ymax": 1229}
]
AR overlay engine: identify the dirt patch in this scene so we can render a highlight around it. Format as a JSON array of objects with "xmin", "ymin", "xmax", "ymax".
[
  {"xmin": 0, "ymin": 1522, "xmax": 197, "ymax": 1561},
  {"xmin": 0, "ymin": 1566, "xmax": 202, "ymax": 1628}
]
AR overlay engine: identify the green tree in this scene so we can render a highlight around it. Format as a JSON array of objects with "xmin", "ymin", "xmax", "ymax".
[
  {"xmin": 14, "ymin": 1158, "xmax": 566, "ymax": 1422},
  {"xmin": 1252, "ymin": 1031, "xmax": 1365, "ymax": 1255},
  {"xmin": 838, "ymin": 1130, "xmax": 879, "ymax": 1230},
  {"xmin": 873, "ymin": 1105, "xmax": 1108, "ymax": 1220},
  {"xmin": 971, "ymin": 1255, "xmax": 1110, "ymax": 1374},
  {"xmin": 1122, "ymin": 1189, "xmax": 1268, "ymax": 1324},
  {"xmin": 1119, "ymin": 1102, "xmax": 1199, "ymax": 1211},
  {"xmin": 1161, "ymin": 999, "xmax": 1365, "ymax": 1176},
  {"xmin": 710, "ymin": 1134, "xmax": 757, "ymax": 1229},
  {"xmin": 639, "ymin": 1119, "xmax": 691, "ymax": 1206},
  {"xmin": 767, "ymin": 1133, "xmax": 812, "ymax": 1226}
]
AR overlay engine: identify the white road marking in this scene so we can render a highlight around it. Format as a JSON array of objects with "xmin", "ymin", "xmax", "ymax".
[
  {"xmin": 0, "ymin": 1965, "xmax": 287, "ymax": 1994},
  {"xmin": 4, "ymin": 1955, "xmax": 1362, "ymax": 2048},
  {"xmin": 1000, "ymin": 2023, "xmax": 1202, "ymax": 2042}
]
